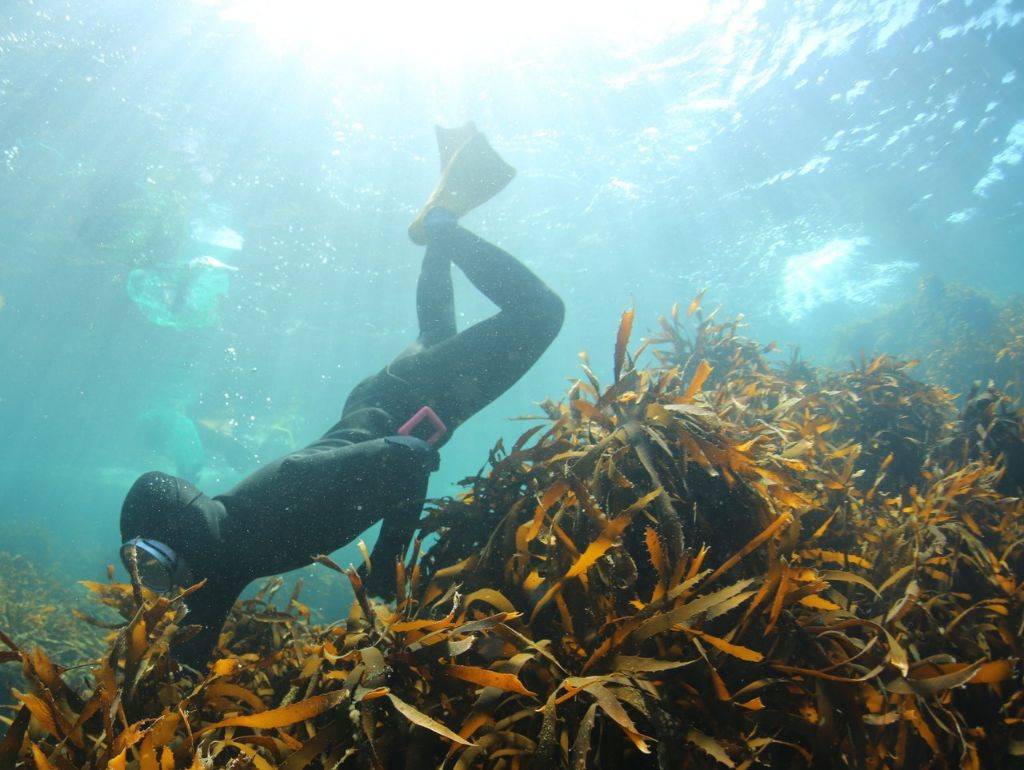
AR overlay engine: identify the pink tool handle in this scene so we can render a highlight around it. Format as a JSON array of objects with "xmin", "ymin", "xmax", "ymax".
[{"xmin": 397, "ymin": 406, "xmax": 447, "ymax": 446}]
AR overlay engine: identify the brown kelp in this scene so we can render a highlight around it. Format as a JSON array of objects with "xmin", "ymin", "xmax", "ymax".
[
  {"xmin": 836, "ymin": 277, "xmax": 1024, "ymax": 397},
  {"xmin": 935, "ymin": 384, "xmax": 1024, "ymax": 496},
  {"xmin": 2, "ymin": 298, "xmax": 1022, "ymax": 769},
  {"xmin": 0, "ymin": 552, "xmax": 103, "ymax": 704}
]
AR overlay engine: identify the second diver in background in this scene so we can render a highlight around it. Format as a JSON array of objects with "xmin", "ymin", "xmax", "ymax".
[{"xmin": 118, "ymin": 124, "xmax": 565, "ymax": 667}]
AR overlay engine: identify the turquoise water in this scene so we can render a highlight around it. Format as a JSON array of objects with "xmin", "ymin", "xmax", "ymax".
[{"xmin": 1, "ymin": 1, "xmax": 1022, "ymax": 613}]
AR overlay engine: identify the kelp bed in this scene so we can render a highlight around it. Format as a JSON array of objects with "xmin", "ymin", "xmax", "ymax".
[
  {"xmin": 0, "ymin": 553, "xmax": 103, "ymax": 701},
  {"xmin": 3, "ymin": 300, "xmax": 1024, "ymax": 769}
]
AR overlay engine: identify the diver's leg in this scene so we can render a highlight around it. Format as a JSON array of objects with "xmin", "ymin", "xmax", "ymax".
[
  {"xmin": 387, "ymin": 212, "xmax": 563, "ymax": 429},
  {"xmin": 388, "ymin": 242, "xmax": 457, "ymax": 365},
  {"xmin": 416, "ymin": 244, "xmax": 457, "ymax": 346},
  {"xmin": 428, "ymin": 210, "xmax": 560, "ymax": 318}
]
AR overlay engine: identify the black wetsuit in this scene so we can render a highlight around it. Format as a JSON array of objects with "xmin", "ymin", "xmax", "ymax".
[{"xmin": 120, "ymin": 213, "xmax": 564, "ymax": 666}]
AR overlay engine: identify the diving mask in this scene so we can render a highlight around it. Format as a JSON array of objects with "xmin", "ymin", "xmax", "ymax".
[{"xmin": 119, "ymin": 537, "xmax": 192, "ymax": 592}]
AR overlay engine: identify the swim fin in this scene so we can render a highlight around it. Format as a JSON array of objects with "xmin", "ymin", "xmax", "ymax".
[
  {"xmin": 408, "ymin": 124, "xmax": 516, "ymax": 245},
  {"xmin": 434, "ymin": 122, "xmax": 478, "ymax": 170}
]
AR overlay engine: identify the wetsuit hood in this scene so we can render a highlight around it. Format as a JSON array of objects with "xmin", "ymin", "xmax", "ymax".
[{"xmin": 120, "ymin": 471, "xmax": 226, "ymax": 573}]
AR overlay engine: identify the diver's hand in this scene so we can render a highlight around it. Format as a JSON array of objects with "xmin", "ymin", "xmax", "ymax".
[
  {"xmin": 359, "ymin": 563, "xmax": 395, "ymax": 602},
  {"xmin": 384, "ymin": 435, "xmax": 440, "ymax": 471}
]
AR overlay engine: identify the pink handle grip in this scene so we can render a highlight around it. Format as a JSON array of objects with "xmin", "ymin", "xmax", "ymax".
[{"xmin": 397, "ymin": 406, "xmax": 447, "ymax": 446}]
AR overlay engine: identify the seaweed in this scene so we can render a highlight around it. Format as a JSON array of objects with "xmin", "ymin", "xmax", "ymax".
[
  {"xmin": 2, "ymin": 298, "xmax": 1022, "ymax": 769},
  {"xmin": 934, "ymin": 384, "xmax": 1024, "ymax": 496},
  {"xmin": 0, "ymin": 553, "xmax": 106, "ymax": 703},
  {"xmin": 836, "ymin": 277, "xmax": 1024, "ymax": 398}
]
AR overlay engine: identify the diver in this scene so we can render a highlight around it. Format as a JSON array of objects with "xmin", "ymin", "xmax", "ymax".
[{"xmin": 118, "ymin": 124, "xmax": 564, "ymax": 667}]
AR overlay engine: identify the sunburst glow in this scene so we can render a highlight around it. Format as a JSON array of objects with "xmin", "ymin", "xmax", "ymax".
[{"xmin": 201, "ymin": 0, "xmax": 712, "ymax": 67}]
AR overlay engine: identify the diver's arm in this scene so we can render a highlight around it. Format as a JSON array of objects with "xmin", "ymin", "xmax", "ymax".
[
  {"xmin": 360, "ymin": 436, "xmax": 437, "ymax": 599},
  {"xmin": 243, "ymin": 435, "xmax": 435, "ymax": 584},
  {"xmin": 362, "ymin": 490, "xmax": 423, "ymax": 599},
  {"xmin": 172, "ymin": 577, "xmax": 246, "ymax": 670}
]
